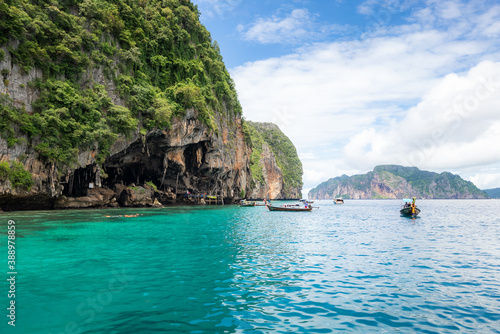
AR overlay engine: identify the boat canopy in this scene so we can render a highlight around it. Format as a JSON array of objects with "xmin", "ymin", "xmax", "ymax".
[{"xmin": 402, "ymin": 198, "xmax": 413, "ymax": 203}]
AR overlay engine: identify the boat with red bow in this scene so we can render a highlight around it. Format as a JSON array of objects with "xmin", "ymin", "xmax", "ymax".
[{"xmin": 266, "ymin": 203, "xmax": 313, "ymax": 212}]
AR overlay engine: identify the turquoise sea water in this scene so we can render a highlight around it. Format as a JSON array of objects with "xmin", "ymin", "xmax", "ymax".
[{"xmin": 1, "ymin": 199, "xmax": 500, "ymax": 333}]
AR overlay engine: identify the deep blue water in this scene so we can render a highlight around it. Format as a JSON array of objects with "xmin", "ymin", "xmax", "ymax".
[{"xmin": 1, "ymin": 199, "xmax": 500, "ymax": 333}]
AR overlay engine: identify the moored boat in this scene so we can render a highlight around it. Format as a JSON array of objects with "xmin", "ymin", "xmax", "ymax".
[
  {"xmin": 240, "ymin": 200, "xmax": 256, "ymax": 207},
  {"xmin": 334, "ymin": 197, "xmax": 344, "ymax": 204},
  {"xmin": 251, "ymin": 199, "xmax": 269, "ymax": 206},
  {"xmin": 267, "ymin": 204, "xmax": 312, "ymax": 212},
  {"xmin": 400, "ymin": 198, "xmax": 420, "ymax": 217},
  {"xmin": 299, "ymin": 199, "xmax": 314, "ymax": 203}
]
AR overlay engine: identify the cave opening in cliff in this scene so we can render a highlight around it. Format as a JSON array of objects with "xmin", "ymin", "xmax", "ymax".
[
  {"xmin": 62, "ymin": 164, "xmax": 99, "ymax": 197},
  {"xmin": 103, "ymin": 163, "xmax": 161, "ymax": 188},
  {"xmin": 97, "ymin": 140, "xmax": 216, "ymax": 196},
  {"xmin": 183, "ymin": 143, "xmax": 207, "ymax": 174}
]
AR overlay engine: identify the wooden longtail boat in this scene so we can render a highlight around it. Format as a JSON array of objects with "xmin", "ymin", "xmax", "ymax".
[
  {"xmin": 239, "ymin": 200, "xmax": 256, "ymax": 207},
  {"xmin": 266, "ymin": 204, "xmax": 312, "ymax": 212},
  {"xmin": 400, "ymin": 198, "xmax": 420, "ymax": 217},
  {"xmin": 400, "ymin": 206, "xmax": 421, "ymax": 217}
]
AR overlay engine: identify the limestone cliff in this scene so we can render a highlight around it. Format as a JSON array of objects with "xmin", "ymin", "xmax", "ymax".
[
  {"xmin": 0, "ymin": 0, "xmax": 255, "ymax": 210},
  {"xmin": 0, "ymin": 105, "xmax": 252, "ymax": 210},
  {"xmin": 309, "ymin": 165, "xmax": 488, "ymax": 200},
  {"xmin": 245, "ymin": 121, "xmax": 302, "ymax": 199}
]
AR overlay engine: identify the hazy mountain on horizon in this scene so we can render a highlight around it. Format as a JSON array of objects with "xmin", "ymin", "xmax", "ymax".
[
  {"xmin": 309, "ymin": 165, "xmax": 488, "ymax": 200},
  {"xmin": 483, "ymin": 188, "xmax": 500, "ymax": 198}
]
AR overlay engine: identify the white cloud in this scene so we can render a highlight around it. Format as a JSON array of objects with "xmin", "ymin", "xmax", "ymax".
[
  {"xmin": 469, "ymin": 172, "xmax": 500, "ymax": 190},
  {"xmin": 232, "ymin": 29, "xmax": 487, "ymax": 149},
  {"xmin": 240, "ymin": 8, "xmax": 353, "ymax": 45},
  {"xmin": 344, "ymin": 61, "xmax": 500, "ymax": 171},
  {"xmin": 299, "ymin": 152, "xmax": 316, "ymax": 160},
  {"xmin": 303, "ymin": 168, "xmax": 329, "ymax": 187},
  {"xmin": 232, "ymin": 1, "xmax": 500, "ymax": 191},
  {"xmin": 241, "ymin": 9, "xmax": 315, "ymax": 44},
  {"xmin": 192, "ymin": 0, "xmax": 240, "ymax": 18},
  {"xmin": 436, "ymin": 1, "xmax": 462, "ymax": 19},
  {"xmin": 357, "ymin": 0, "xmax": 421, "ymax": 17}
]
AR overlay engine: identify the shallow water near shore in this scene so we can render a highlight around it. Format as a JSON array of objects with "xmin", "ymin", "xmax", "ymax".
[{"xmin": 1, "ymin": 199, "xmax": 500, "ymax": 333}]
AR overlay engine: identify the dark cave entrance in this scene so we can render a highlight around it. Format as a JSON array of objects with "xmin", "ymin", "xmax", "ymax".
[
  {"xmin": 183, "ymin": 143, "xmax": 207, "ymax": 173},
  {"xmin": 98, "ymin": 140, "xmax": 211, "ymax": 195},
  {"xmin": 103, "ymin": 163, "xmax": 161, "ymax": 188},
  {"xmin": 61, "ymin": 164, "xmax": 99, "ymax": 197}
]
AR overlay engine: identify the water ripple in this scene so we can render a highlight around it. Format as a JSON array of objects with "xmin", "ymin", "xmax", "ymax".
[{"xmin": 4, "ymin": 200, "xmax": 500, "ymax": 333}]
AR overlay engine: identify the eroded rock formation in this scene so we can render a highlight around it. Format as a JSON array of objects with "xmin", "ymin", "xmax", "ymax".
[
  {"xmin": 246, "ymin": 122, "xmax": 303, "ymax": 200},
  {"xmin": 0, "ymin": 1, "xmax": 303, "ymax": 210},
  {"xmin": 0, "ymin": 109, "xmax": 252, "ymax": 211}
]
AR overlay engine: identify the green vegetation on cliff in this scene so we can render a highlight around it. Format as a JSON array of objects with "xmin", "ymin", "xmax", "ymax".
[
  {"xmin": 309, "ymin": 165, "xmax": 488, "ymax": 199},
  {"xmin": 0, "ymin": 160, "xmax": 33, "ymax": 190},
  {"xmin": 242, "ymin": 121, "xmax": 265, "ymax": 186},
  {"xmin": 483, "ymin": 188, "xmax": 500, "ymax": 198},
  {"xmin": 0, "ymin": 0, "xmax": 240, "ymax": 166},
  {"xmin": 244, "ymin": 121, "xmax": 303, "ymax": 196}
]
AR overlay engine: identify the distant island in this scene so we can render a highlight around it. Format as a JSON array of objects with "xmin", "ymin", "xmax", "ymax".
[
  {"xmin": 483, "ymin": 188, "xmax": 500, "ymax": 198},
  {"xmin": 309, "ymin": 165, "xmax": 489, "ymax": 199}
]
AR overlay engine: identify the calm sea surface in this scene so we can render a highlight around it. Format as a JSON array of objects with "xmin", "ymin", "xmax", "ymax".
[{"xmin": 1, "ymin": 199, "xmax": 500, "ymax": 333}]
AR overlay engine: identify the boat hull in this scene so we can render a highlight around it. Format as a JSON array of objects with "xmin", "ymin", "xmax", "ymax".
[
  {"xmin": 267, "ymin": 205, "xmax": 312, "ymax": 212},
  {"xmin": 400, "ymin": 207, "xmax": 420, "ymax": 217}
]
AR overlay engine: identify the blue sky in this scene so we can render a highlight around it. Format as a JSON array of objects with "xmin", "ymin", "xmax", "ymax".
[
  {"xmin": 194, "ymin": 0, "xmax": 417, "ymax": 68},
  {"xmin": 192, "ymin": 0, "xmax": 500, "ymax": 194}
]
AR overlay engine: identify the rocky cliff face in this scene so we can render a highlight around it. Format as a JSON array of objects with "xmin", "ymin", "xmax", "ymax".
[
  {"xmin": 0, "ymin": 0, "xmax": 303, "ymax": 210},
  {"xmin": 246, "ymin": 122, "xmax": 302, "ymax": 200},
  {"xmin": 309, "ymin": 165, "xmax": 488, "ymax": 200},
  {"xmin": 248, "ymin": 142, "xmax": 282, "ymax": 199},
  {"xmin": 320, "ymin": 172, "xmax": 415, "ymax": 199},
  {"xmin": 0, "ymin": 42, "xmax": 252, "ymax": 210},
  {"xmin": 0, "ymin": 107, "xmax": 251, "ymax": 210}
]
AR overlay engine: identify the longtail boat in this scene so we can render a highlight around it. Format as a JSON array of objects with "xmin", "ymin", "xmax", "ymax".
[
  {"xmin": 267, "ymin": 204, "xmax": 312, "ymax": 212},
  {"xmin": 400, "ymin": 198, "xmax": 420, "ymax": 217}
]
